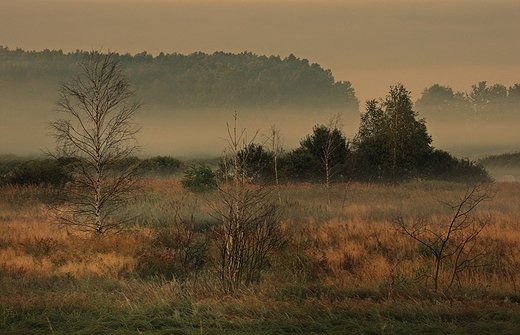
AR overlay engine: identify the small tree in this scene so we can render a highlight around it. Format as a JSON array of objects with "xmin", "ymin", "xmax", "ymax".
[
  {"xmin": 226, "ymin": 143, "xmax": 274, "ymax": 184},
  {"xmin": 300, "ymin": 114, "xmax": 349, "ymax": 206},
  {"xmin": 49, "ymin": 51, "xmax": 142, "ymax": 234},
  {"xmin": 181, "ymin": 163, "xmax": 217, "ymax": 193},
  {"xmin": 265, "ymin": 125, "xmax": 283, "ymax": 204},
  {"xmin": 353, "ymin": 84, "xmax": 432, "ymax": 183},
  {"xmin": 214, "ymin": 113, "xmax": 284, "ymax": 292},
  {"xmin": 394, "ymin": 183, "xmax": 494, "ymax": 294}
]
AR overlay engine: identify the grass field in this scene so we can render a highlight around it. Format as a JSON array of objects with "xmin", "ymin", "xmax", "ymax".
[{"xmin": 1, "ymin": 180, "xmax": 520, "ymax": 334}]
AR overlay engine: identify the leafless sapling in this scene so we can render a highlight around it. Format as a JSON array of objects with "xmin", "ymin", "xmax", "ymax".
[
  {"xmin": 213, "ymin": 113, "xmax": 284, "ymax": 292},
  {"xmin": 394, "ymin": 183, "xmax": 494, "ymax": 294}
]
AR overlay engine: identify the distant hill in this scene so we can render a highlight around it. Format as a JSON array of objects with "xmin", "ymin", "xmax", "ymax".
[{"xmin": 0, "ymin": 47, "xmax": 359, "ymax": 112}]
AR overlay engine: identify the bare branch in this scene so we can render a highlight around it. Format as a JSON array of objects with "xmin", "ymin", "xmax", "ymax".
[{"xmin": 48, "ymin": 51, "xmax": 142, "ymax": 235}]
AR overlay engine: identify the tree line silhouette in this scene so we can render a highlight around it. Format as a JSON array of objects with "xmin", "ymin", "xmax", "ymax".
[{"xmin": 0, "ymin": 46, "xmax": 358, "ymax": 111}]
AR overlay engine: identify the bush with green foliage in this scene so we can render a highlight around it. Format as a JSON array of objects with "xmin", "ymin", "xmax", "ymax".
[
  {"xmin": 181, "ymin": 163, "xmax": 217, "ymax": 193},
  {"xmin": 137, "ymin": 156, "xmax": 183, "ymax": 176},
  {"xmin": 422, "ymin": 149, "xmax": 492, "ymax": 183},
  {"xmin": 280, "ymin": 147, "xmax": 322, "ymax": 183},
  {"xmin": 219, "ymin": 143, "xmax": 274, "ymax": 184},
  {"xmin": 281, "ymin": 121, "xmax": 350, "ymax": 184},
  {"xmin": 7, "ymin": 158, "xmax": 71, "ymax": 187}
]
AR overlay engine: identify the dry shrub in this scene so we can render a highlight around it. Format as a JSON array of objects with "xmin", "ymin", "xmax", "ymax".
[{"xmin": 135, "ymin": 217, "xmax": 209, "ymax": 281}]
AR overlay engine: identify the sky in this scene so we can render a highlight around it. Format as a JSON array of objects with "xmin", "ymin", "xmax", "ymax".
[
  {"xmin": 1, "ymin": 0, "xmax": 519, "ymax": 158},
  {"xmin": 1, "ymin": 0, "xmax": 518, "ymax": 103}
]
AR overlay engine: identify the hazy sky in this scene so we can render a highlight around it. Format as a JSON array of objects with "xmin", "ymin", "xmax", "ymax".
[
  {"xmin": 1, "ymin": 0, "xmax": 519, "ymax": 158},
  {"xmin": 2, "ymin": 0, "xmax": 519, "ymax": 102}
]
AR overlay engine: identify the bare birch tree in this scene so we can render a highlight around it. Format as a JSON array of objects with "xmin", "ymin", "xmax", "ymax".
[
  {"xmin": 301, "ymin": 114, "xmax": 348, "ymax": 207},
  {"xmin": 323, "ymin": 114, "xmax": 345, "ymax": 206},
  {"xmin": 49, "ymin": 51, "xmax": 142, "ymax": 234}
]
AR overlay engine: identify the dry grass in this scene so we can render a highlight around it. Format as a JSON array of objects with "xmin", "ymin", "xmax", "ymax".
[{"xmin": 2, "ymin": 180, "xmax": 520, "ymax": 333}]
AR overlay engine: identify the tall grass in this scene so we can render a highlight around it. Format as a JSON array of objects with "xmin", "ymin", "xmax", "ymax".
[{"xmin": 1, "ymin": 180, "xmax": 520, "ymax": 333}]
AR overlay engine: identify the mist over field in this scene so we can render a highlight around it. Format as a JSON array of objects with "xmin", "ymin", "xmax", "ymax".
[
  {"xmin": 136, "ymin": 108, "xmax": 340, "ymax": 158},
  {"xmin": 137, "ymin": 109, "xmax": 520, "ymax": 160},
  {"xmin": 2, "ymin": 103, "xmax": 519, "ymax": 160},
  {"xmin": 2, "ymin": 88, "xmax": 519, "ymax": 162},
  {"xmin": 2, "ymin": 86, "xmax": 520, "ymax": 161}
]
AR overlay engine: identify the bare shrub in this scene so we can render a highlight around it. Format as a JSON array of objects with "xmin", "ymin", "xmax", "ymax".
[
  {"xmin": 394, "ymin": 183, "xmax": 494, "ymax": 294},
  {"xmin": 213, "ymin": 113, "xmax": 285, "ymax": 292}
]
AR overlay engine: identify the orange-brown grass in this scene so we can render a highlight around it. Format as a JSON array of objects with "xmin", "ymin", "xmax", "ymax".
[
  {"xmin": 0, "ymin": 223, "xmax": 147, "ymax": 280},
  {"xmin": 276, "ymin": 181, "xmax": 520, "ymax": 298},
  {"xmin": 2, "ymin": 181, "xmax": 520, "ymax": 333},
  {"xmin": 3, "ymin": 181, "xmax": 520, "ymax": 291}
]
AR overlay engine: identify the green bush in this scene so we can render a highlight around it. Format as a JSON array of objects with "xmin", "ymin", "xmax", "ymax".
[
  {"xmin": 138, "ymin": 156, "xmax": 183, "ymax": 176},
  {"xmin": 7, "ymin": 158, "xmax": 72, "ymax": 187},
  {"xmin": 181, "ymin": 163, "xmax": 217, "ymax": 193},
  {"xmin": 421, "ymin": 149, "xmax": 492, "ymax": 183}
]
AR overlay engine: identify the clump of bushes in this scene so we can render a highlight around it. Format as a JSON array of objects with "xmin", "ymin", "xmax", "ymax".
[
  {"xmin": 5, "ymin": 158, "xmax": 72, "ymax": 187},
  {"xmin": 181, "ymin": 163, "xmax": 217, "ymax": 193},
  {"xmin": 0, "ymin": 156, "xmax": 185, "ymax": 187},
  {"xmin": 111, "ymin": 156, "xmax": 183, "ymax": 177},
  {"xmin": 137, "ymin": 156, "xmax": 183, "ymax": 177},
  {"xmin": 421, "ymin": 149, "xmax": 492, "ymax": 183}
]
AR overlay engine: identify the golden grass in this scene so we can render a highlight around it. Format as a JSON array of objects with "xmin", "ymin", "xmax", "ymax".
[
  {"xmin": 1, "ymin": 180, "xmax": 520, "ymax": 299},
  {"xmin": 0, "ymin": 210, "xmax": 150, "ymax": 281},
  {"xmin": 2, "ymin": 182, "xmax": 520, "ymax": 334}
]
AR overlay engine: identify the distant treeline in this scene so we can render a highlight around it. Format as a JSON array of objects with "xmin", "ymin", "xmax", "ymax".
[
  {"xmin": 416, "ymin": 83, "xmax": 520, "ymax": 122},
  {"xmin": 2, "ymin": 47, "xmax": 518, "ymax": 120},
  {"xmin": 0, "ymin": 46, "xmax": 359, "ymax": 111},
  {"xmin": 478, "ymin": 152, "xmax": 520, "ymax": 168}
]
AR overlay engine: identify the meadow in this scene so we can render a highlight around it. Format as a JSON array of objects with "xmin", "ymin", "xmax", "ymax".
[{"xmin": 1, "ymin": 179, "xmax": 520, "ymax": 334}]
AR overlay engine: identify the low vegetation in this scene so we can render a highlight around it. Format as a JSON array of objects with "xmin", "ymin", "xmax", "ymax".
[{"xmin": 1, "ymin": 179, "xmax": 520, "ymax": 333}]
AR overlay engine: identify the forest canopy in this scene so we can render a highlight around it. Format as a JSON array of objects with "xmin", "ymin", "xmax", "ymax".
[{"xmin": 0, "ymin": 46, "xmax": 359, "ymax": 112}]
